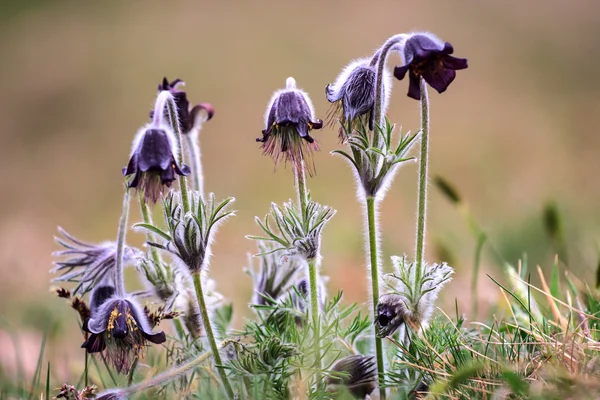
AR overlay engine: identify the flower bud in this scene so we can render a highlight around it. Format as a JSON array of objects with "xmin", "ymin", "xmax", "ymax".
[{"xmin": 326, "ymin": 355, "xmax": 377, "ymax": 398}]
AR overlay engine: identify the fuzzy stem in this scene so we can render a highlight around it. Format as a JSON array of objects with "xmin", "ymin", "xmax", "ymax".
[
  {"xmin": 373, "ymin": 34, "xmax": 407, "ymax": 131},
  {"xmin": 294, "ymin": 159, "xmax": 308, "ymax": 215},
  {"xmin": 366, "ymin": 196, "xmax": 386, "ymax": 399},
  {"xmin": 138, "ymin": 190, "xmax": 165, "ymax": 281},
  {"xmin": 192, "ymin": 271, "xmax": 234, "ymax": 398},
  {"xmin": 161, "ymin": 91, "xmax": 190, "ymax": 214},
  {"xmin": 308, "ymin": 257, "xmax": 322, "ymax": 379},
  {"xmin": 114, "ymin": 187, "xmax": 131, "ymax": 298},
  {"xmin": 414, "ymin": 78, "xmax": 430, "ymax": 291},
  {"xmin": 185, "ymin": 128, "xmax": 205, "ymax": 199}
]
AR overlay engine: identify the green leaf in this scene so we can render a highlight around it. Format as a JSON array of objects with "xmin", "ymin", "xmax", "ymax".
[
  {"xmin": 132, "ymin": 223, "xmax": 172, "ymax": 241},
  {"xmin": 550, "ymin": 259, "xmax": 560, "ymax": 301}
]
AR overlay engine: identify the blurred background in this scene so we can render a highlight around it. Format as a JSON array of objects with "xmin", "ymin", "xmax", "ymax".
[{"xmin": 1, "ymin": 0, "xmax": 599, "ymax": 383}]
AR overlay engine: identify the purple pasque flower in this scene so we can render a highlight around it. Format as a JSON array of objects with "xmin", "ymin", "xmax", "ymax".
[
  {"xmin": 82, "ymin": 282, "xmax": 166, "ymax": 373},
  {"xmin": 51, "ymin": 227, "xmax": 141, "ymax": 295},
  {"xmin": 326, "ymin": 56, "xmax": 391, "ymax": 134},
  {"xmin": 257, "ymin": 77, "xmax": 323, "ymax": 175},
  {"xmin": 157, "ymin": 77, "xmax": 215, "ymax": 134},
  {"xmin": 393, "ymin": 32, "xmax": 468, "ymax": 100},
  {"xmin": 123, "ymin": 116, "xmax": 190, "ymax": 204}
]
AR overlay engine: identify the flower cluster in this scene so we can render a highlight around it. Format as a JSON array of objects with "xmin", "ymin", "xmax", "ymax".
[{"xmin": 51, "ymin": 29, "xmax": 468, "ymax": 400}]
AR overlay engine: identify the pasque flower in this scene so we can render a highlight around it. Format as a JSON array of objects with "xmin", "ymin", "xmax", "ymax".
[
  {"xmin": 51, "ymin": 227, "xmax": 141, "ymax": 295},
  {"xmin": 82, "ymin": 281, "xmax": 166, "ymax": 373},
  {"xmin": 326, "ymin": 355, "xmax": 377, "ymax": 398},
  {"xmin": 393, "ymin": 32, "xmax": 468, "ymax": 100},
  {"xmin": 157, "ymin": 77, "xmax": 215, "ymax": 134},
  {"xmin": 124, "ymin": 91, "xmax": 191, "ymax": 203},
  {"xmin": 326, "ymin": 56, "xmax": 391, "ymax": 133},
  {"xmin": 257, "ymin": 77, "xmax": 323, "ymax": 175}
]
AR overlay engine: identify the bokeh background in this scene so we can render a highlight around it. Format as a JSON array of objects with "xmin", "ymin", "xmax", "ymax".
[{"xmin": 1, "ymin": 0, "xmax": 599, "ymax": 383}]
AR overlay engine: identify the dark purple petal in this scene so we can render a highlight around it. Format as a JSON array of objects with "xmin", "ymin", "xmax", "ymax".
[
  {"xmin": 81, "ymin": 333, "xmax": 106, "ymax": 353},
  {"xmin": 137, "ymin": 129, "xmax": 174, "ymax": 171},
  {"xmin": 407, "ymin": 72, "xmax": 421, "ymax": 100},
  {"xmin": 275, "ymin": 91, "xmax": 311, "ymax": 127},
  {"xmin": 310, "ymin": 119, "xmax": 324, "ymax": 130},
  {"xmin": 394, "ymin": 65, "xmax": 409, "ymax": 81},
  {"xmin": 123, "ymin": 154, "xmax": 138, "ymax": 177},
  {"xmin": 160, "ymin": 164, "xmax": 175, "ymax": 184},
  {"xmin": 422, "ymin": 68, "xmax": 456, "ymax": 94},
  {"xmin": 442, "ymin": 55, "xmax": 468, "ymax": 70}
]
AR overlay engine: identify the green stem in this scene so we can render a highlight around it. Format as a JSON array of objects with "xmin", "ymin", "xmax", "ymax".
[
  {"xmin": 294, "ymin": 159, "xmax": 308, "ymax": 216},
  {"xmin": 308, "ymin": 257, "xmax": 322, "ymax": 378},
  {"xmin": 138, "ymin": 190, "xmax": 165, "ymax": 281},
  {"xmin": 192, "ymin": 272, "xmax": 234, "ymax": 398},
  {"xmin": 414, "ymin": 77, "xmax": 430, "ymax": 290},
  {"xmin": 366, "ymin": 196, "xmax": 386, "ymax": 399},
  {"xmin": 115, "ymin": 187, "xmax": 131, "ymax": 298},
  {"xmin": 164, "ymin": 94, "xmax": 190, "ymax": 213}
]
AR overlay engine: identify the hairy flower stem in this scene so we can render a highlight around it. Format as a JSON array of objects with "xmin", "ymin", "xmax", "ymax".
[
  {"xmin": 137, "ymin": 190, "xmax": 187, "ymax": 340},
  {"xmin": 294, "ymin": 159, "xmax": 308, "ymax": 215},
  {"xmin": 192, "ymin": 271, "xmax": 234, "ymax": 398},
  {"xmin": 366, "ymin": 196, "xmax": 385, "ymax": 399},
  {"xmin": 294, "ymin": 160, "xmax": 323, "ymax": 378},
  {"xmin": 373, "ymin": 34, "xmax": 407, "ymax": 131},
  {"xmin": 414, "ymin": 78, "xmax": 430, "ymax": 291},
  {"xmin": 138, "ymin": 190, "xmax": 165, "ymax": 280},
  {"xmin": 161, "ymin": 92, "xmax": 190, "ymax": 213},
  {"xmin": 185, "ymin": 128, "xmax": 205, "ymax": 198},
  {"xmin": 308, "ymin": 257, "xmax": 322, "ymax": 377},
  {"xmin": 115, "ymin": 187, "xmax": 131, "ymax": 298}
]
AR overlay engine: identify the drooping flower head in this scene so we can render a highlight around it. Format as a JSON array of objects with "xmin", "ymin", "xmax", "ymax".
[
  {"xmin": 375, "ymin": 255, "xmax": 454, "ymax": 337},
  {"xmin": 51, "ymin": 227, "xmax": 141, "ymax": 295},
  {"xmin": 326, "ymin": 355, "xmax": 377, "ymax": 398},
  {"xmin": 82, "ymin": 281, "xmax": 166, "ymax": 373},
  {"xmin": 123, "ymin": 91, "xmax": 191, "ymax": 203},
  {"xmin": 257, "ymin": 77, "xmax": 323, "ymax": 175},
  {"xmin": 326, "ymin": 56, "xmax": 391, "ymax": 135},
  {"xmin": 157, "ymin": 77, "xmax": 215, "ymax": 134},
  {"xmin": 393, "ymin": 32, "xmax": 468, "ymax": 100}
]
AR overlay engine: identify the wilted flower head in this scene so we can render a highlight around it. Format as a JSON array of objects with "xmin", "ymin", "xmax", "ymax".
[
  {"xmin": 257, "ymin": 77, "xmax": 323, "ymax": 175},
  {"xmin": 157, "ymin": 77, "xmax": 215, "ymax": 134},
  {"xmin": 326, "ymin": 355, "xmax": 377, "ymax": 398},
  {"xmin": 124, "ymin": 91, "xmax": 191, "ymax": 203},
  {"xmin": 82, "ymin": 282, "xmax": 166, "ymax": 373},
  {"xmin": 375, "ymin": 255, "xmax": 453, "ymax": 337},
  {"xmin": 326, "ymin": 56, "xmax": 391, "ymax": 134},
  {"xmin": 51, "ymin": 227, "xmax": 141, "ymax": 295},
  {"xmin": 393, "ymin": 32, "xmax": 468, "ymax": 100}
]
